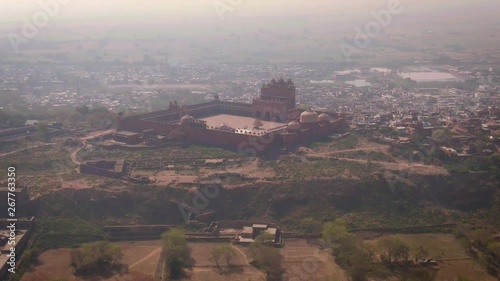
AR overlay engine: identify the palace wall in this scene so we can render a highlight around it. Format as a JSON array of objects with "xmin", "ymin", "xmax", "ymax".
[{"xmin": 115, "ymin": 79, "xmax": 345, "ymax": 153}]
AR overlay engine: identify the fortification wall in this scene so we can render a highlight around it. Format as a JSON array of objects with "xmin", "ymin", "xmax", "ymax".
[{"xmin": 80, "ymin": 165, "xmax": 124, "ymax": 179}]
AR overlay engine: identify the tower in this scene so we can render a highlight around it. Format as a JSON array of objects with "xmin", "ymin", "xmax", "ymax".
[
  {"xmin": 259, "ymin": 77, "xmax": 296, "ymax": 110},
  {"xmin": 252, "ymin": 77, "xmax": 296, "ymax": 122}
]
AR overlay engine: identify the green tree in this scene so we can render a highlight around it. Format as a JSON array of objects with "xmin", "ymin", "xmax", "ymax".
[
  {"xmin": 394, "ymin": 241, "xmax": 411, "ymax": 263},
  {"xmin": 488, "ymin": 242, "xmax": 500, "ymax": 256},
  {"xmin": 299, "ymin": 217, "xmax": 322, "ymax": 233},
  {"xmin": 481, "ymin": 154, "xmax": 499, "ymax": 175},
  {"xmin": 70, "ymin": 241, "xmax": 123, "ymax": 276},
  {"xmin": 210, "ymin": 246, "xmax": 223, "ymax": 269},
  {"xmin": 210, "ymin": 244, "xmax": 236, "ymax": 269},
  {"xmin": 162, "ymin": 228, "xmax": 191, "ymax": 279},
  {"xmin": 250, "ymin": 233, "xmax": 282, "ymax": 279},
  {"xmin": 221, "ymin": 245, "xmax": 236, "ymax": 267},
  {"xmin": 322, "ymin": 218, "xmax": 350, "ymax": 244},
  {"xmin": 413, "ymin": 245, "xmax": 429, "ymax": 263},
  {"xmin": 253, "ymin": 118, "xmax": 264, "ymax": 129},
  {"xmin": 210, "ymin": 245, "xmax": 236, "ymax": 269},
  {"xmin": 37, "ymin": 123, "xmax": 49, "ymax": 142},
  {"xmin": 321, "ymin": 220, "xmax": 376, "ymax": 281},
  {"xmin": 346, "ymin": 250, "xmax": 372, "ymax": 281},
  {"xmin": 254, "ymin": 232, "xmax": 276, "ymax": 245},
  {"xmin": 471, "ymin": 229, "xmax": 490, "ymax": 247},
  {"xmin": 377, "ymin": 236, "xmax": 410, "ymax": 264},
  {"xmin": 431, "ymin": 128, "xmax": 452, "ymax": 144}
]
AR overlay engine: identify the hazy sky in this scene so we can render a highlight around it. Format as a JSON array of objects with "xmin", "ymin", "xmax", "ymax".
[{"xmin": 1, "ymin": 0, "xmax": 498, "ymax": 23}]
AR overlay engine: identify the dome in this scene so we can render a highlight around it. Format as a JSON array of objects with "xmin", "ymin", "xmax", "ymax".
[
  {"xmin": 300, "ymin": 110, "xmax": 319, "ymax": 123},
  {"xmin": 318, "ymin": 113, "xmax": 330, "ymax": 122},
  {"xmin": 180, "ymin": 114, "xmax": 194, "ymax": 125},
  {"xmin": 287, "ymin": 121, "xmax": 301, "ymax": 131}
]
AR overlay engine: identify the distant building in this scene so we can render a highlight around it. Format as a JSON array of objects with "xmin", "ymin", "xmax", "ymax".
[
  {"xmin": 208, "ymin": 220, "xmax": 282, "ymax": 245},
  {"xmin": 237, "ymin": 223, "xmax": 282, "ymax": 245},
  {"xmin": 25, "ymin": 120, "xmax": 39, "ymax": 126}
]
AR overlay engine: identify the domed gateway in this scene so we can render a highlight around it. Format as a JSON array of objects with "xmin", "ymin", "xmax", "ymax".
[
  {"xmin": 287, "ymin": 121, "xmax": 301, "ymax": 131},
  {"xmin": 318, "ymin": 113, "xmax": 330, "ymax": 122},
  {"xmin": 180, "ymin": 114, "xmax": 195, "ymax": 125},
  {"xmin": 300, "ymin": 110, "xmax": 319, "ymax": 123}
]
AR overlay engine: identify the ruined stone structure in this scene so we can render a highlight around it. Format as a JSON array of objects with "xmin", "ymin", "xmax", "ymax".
[
  {"xmin": 116, "ymin": 78, "xmax": 345, "ymax": 153},
  {"xmin": 80, "ymin": 159, "xmax": 128, "ymax": 179}
]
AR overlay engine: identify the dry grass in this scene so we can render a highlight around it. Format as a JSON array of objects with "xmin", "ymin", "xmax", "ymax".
[
  {"xmin": 281, "ymin": 239, "xmax": 349, "ymax": 281},
  {"xmin": 21, "ymin": 240, "xmax": 162, "ymax": 281},
  {"xmin": 181, "ymin": 243, "xmax": 264, "ymax": 281},
  {"xmin": 364, "ymin": 234, "xmax": 497, "ymax": 281}
]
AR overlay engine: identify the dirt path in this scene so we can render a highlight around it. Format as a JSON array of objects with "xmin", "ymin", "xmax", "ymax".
[
  {"xmin": 129, "ymin": 247, "xmax": 161, "ymax": 269},
  {"xmin": 231, "ymin": 245, "xmax": 266, "ymax": 280},
  {"xmin": 310, "ymin": 145, "xmax": 389, "ymax": 156},
  {"xmin": 0, "ymin": 142, "xmax": 56, "ymax": 157},
  {"xmin": 340, "ymin": 157, "xmax": 448, "ymax": 175},
  {"xmin": 70, "ymin": 129, "xmax": 114, "ymax": 165},
  {"xmin": 308, "ymin": 153, "xmax": 448, "ymax": 175},
  {"xmin": 153, "ymin": 248, "xmax": 165, "ymax": 281}
]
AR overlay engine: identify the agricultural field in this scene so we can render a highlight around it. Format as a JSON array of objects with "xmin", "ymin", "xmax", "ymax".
[
  {"xmin": 364, "ymin": 234, "xmax": 497, "ymax": 281},
  {"xmin": 281, "ymin": 239, "xmax": 349, "ymax": 281},
  {"xmin": 181, "ymin": 243, "xmax": 264, "ymax": 281},
  {"xmin": 20, "ymin": 239, "xmax": 349, "ymax": 281},
  {"xmin": 21, "ymin": 240, "xmax": 162, "ymax": 281}
]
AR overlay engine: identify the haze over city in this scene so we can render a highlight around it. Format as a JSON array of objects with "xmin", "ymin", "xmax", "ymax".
[{"xmin": 0, "ymin": 1, "xmax": 499, "ymax": 281}]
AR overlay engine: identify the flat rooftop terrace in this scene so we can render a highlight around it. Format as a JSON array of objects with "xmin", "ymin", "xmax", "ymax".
[{"xmin": 201, "ymin": 114, "xmax": 286, "ymax": 135}]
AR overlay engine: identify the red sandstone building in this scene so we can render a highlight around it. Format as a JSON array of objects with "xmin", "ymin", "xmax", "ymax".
[
  {"xmin": 80, "ymin": 159, "xmax": 128, "ymax": 179},
  {"xmin": 116, "ymin": 78, "xmax": 345, "ymax": 154}
]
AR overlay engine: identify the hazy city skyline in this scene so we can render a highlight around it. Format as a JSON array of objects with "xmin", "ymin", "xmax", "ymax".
[{"xmin": 1, "ymin": 0, "xmax": 498, "ymax": 23}]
